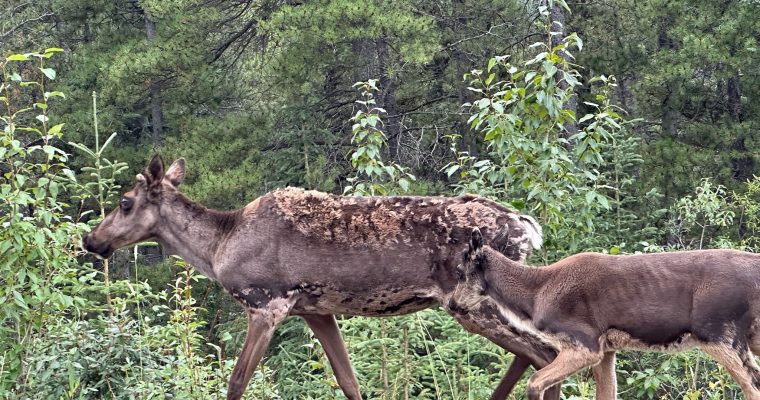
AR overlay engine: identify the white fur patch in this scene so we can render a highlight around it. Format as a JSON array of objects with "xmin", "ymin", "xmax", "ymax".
[
  {"xmin": 519, "ymin": 215, "xmax": 543, "ymax": 250},
  {"xmin": 493, "ymin": 302, "xmax": 560, "ymax": 349}
]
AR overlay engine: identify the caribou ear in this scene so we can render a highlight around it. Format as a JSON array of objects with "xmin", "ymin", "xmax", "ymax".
[
  {"xmin": 144, "ymin": 154, "xmax": 165, "ymax": 187},
  {"xmin": 165, "ymin": 158, "xmax": 186, "ymax": 187}
]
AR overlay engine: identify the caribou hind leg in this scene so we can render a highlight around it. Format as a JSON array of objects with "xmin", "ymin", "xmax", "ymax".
[
  {"xmin": 228, "ymin": 298, "xmax": 294, "ymax": 400},
  {"xmin": 526, "ymin": 347, "xmax": 603, "ymax": 400},
  {"xmin": 301, "ymin": 314, "xmax": 363, "ymax": 400},
  {"xmin": 701, "ymin": 342, "xmax": 760, "ymax": 400}
]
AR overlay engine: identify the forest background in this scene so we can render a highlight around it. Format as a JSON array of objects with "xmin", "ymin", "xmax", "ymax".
[{"xmin": 2, "ymin": 0, "xmax": 760, "ymax": 398}]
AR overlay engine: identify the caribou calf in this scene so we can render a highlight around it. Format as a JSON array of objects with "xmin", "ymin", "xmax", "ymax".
[
  {"xmin": 452, "ymin": 228, "xmax": 760, "ymax": 400},
  {"xmin": 82, "ymin": 155, "xmax": 561, "ymax": 400}
]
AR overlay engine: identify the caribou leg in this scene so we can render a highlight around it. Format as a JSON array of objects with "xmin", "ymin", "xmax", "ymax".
[
  {"xmin": 490, "ymin": 355, "xmax": 530, "ymax": 400},
  {"xmin": 446, "ymin": 296, "xmax": 561, "ymax": 400},
  {"xmin": 302, "ymin": 314, "xmax": 363, "ymax": 400},
  {"xmin": 488, "ymin": 352, "xmax": 562, "ymax": 400},
  {"xmin": 526, "ymin": 347, "xmax": 602, "ymax": 400},
  {"xmin": 702, "ymin": 342, "xmax": 760, "ymax": 400},
  {"xmin": 591, "ymin": 351, "xmax": 617, "ymax": 400},
  {"xmin": 228, "ymin": 298, "xmax": 294, "ymax": 400}
]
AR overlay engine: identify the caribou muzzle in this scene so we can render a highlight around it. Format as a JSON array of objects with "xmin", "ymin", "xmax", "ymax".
[{"xmin": 82, "ymin": 233, "xmax": 114, "ymax": 259}]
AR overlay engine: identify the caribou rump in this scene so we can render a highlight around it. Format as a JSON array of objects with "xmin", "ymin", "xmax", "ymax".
[
  {"xmin": 453, "ymin": 228, "xmax": 760, "ymax": 400},
  {"xmin": 82, "ymin": 155, "xmax": 560, "ymax": 400}
]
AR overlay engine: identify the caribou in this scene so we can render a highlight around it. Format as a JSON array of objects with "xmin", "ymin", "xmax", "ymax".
[
  {"xmin": 82, "ymin": 155, "xmax": 562, "ymax": 400},
  {"xmin": 452, "ymin": 227, "xmax": 760, "ymax": 400}
]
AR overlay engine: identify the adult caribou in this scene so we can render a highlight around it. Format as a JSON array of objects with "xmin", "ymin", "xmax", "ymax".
[
  {"xmin": 453, "ymin": 227, "xmax": 760, "ymax": 400},
  {"xmin": 82, "ymin": 155, "xmax": 560, "ymax": 400}
]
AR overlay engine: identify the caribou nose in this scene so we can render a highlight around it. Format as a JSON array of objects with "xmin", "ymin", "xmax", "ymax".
[
  {"xmin": 82, "ymin": 234, "xmax": 94, "ymax": 253},
  {"xmin": 82, "ymin": 234, "xmax": 102, "ymax": 255}
]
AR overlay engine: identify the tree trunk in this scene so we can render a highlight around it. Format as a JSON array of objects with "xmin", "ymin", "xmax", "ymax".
[
  {"xmin": 727, "ymin": 75, "xmax": 752, "ymax": 181},
  {"xmin": 376, "ymin": 36, "xmax": 400, "ymax": 161},
  {"xmin": 83, "ymin": 16, "xmax": 91, "ymax": 43},
  {"xmin": 657, "ymin": 24, "xmax": 678, "ymax": 138},
  {"xmin": 144, "ymin": 11, "xmax": 164, "ymax": 147}
]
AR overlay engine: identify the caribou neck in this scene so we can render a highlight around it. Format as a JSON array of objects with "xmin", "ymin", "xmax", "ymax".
[
  {"xmin": 482, "ymin": 247, "xmax": 544, "ymax": 318},
  {"xmin": 153, "ymin": 194, "xmax": 242, "ymax": 279}
]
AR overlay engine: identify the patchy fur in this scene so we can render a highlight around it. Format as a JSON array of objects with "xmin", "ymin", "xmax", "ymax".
[
  {"xmin": 268, "ymin": 187, "xmax": 534, "ymax": 259},
  {"xmin": 83, "ymin": 157, "xmax": 551, "ymax": 400}
]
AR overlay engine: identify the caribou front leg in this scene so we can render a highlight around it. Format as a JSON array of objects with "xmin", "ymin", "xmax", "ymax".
[
  {"xmin": 490, "ymin": 355, "xmax": 530, "ymax": 400},
  {"xmin": 228, "ymin": 298, "xmax": 294, "ymax": 400},
  {"xmin": 591, "ymin": 352, "xmax": 617, "ymax": 400},
  {"xmin": 446, "ymin": 296, "xmax": 560, "ymax": 400},
  {"xmin": 302, "ymin": 314, "xmax": 363, "ymax": 400}
]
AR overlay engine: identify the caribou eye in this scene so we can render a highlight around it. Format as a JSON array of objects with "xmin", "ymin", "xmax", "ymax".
[{"xmin": 120, "ymin": 197, "xmax": 133, "ymax": 213}]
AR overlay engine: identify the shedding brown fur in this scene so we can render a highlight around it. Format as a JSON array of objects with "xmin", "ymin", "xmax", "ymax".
[{"xmin": 82, "ymin": 155, "xmax": 557, "ymax": 400}]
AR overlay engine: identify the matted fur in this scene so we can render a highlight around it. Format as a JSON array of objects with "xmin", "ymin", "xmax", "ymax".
[{"xmin": 82, "ymin": 156, "xmax": 554, "ymax": 400}]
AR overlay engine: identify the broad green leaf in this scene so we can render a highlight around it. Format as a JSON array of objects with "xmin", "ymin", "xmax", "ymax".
[
  {"xmin": 444, "ymin": 164, "xmax": 460, "ymax": 177},
  {"xmin": 40, "ymin": 68, "xmax": 57, "ymax": 80},
  {"xmin": 398, "ymin": 178, "xmax": 410, "ymax": 192},
  {"xmin": 48, "ymin": 123, "xmax": 64, "ymax": 136}
]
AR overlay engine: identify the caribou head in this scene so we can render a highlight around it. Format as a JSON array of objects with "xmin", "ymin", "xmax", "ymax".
[{"xmin": 82, "ymin": 155, "xmax": 185, "ymax": 258}]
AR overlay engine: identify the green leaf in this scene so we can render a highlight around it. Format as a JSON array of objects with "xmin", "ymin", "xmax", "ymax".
[
  {"xmin": 445, "ymin": 164, "xmax": 460, "ymax": 177},
  {"xmin": 13, "ymin": 291, "xmax": 29, "ymax": 310},
  {"xmin": 487, "ymin": 58, "xmax": 497, "ymax": 72},
  {"xmin": 62, "ymin": 169, "xmax": 77, "ymax": 183},
  {"xmin": 585, "ymin": 190, "xmax": 595, "ymax": 204},
  {"xmin": 578, "ymin": 113, "xmax": 595, "ymax": 124},
  {"xmin": 40, "ymin": 68, "xmax": 56, "ymax": 80},
  {"xmin": 7, "ymin": 54, "xmax": 29, "ymax": 61},
  {"xmin": 398, "ymin": 178, "xmax": 410, "ymax": 192},
  {"xmin": 48, "ymin": 123, "xmax": 64, "ymax": 136},
  {"xmin": 597, "ymin": 194, "xmax": 610, "ymax": 209},
  {"xmin": 44, "ymin": 91, "xmax": 66, "ymax": 100},
  {"xmin": 485, "ymin": 73, "xmax": 496, "ymax": 86},
  {"xmin": 543, "ymin": 61, "xmax": 558, "ymax": 78}
]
